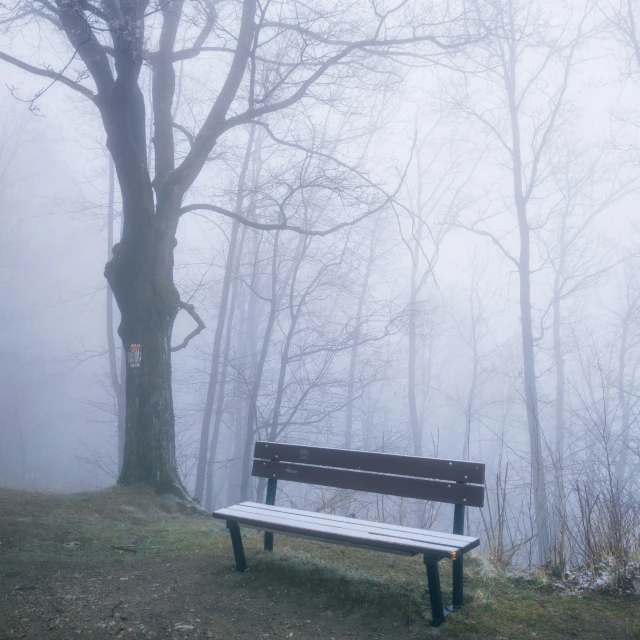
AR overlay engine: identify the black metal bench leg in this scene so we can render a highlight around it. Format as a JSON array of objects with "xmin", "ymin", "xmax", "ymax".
[
  {"xmin": 264, "ymin": 531, "xmax": 273, "ymax": 551},
  {"xmin": 424, "ymin": 556, "xmax": 445, "ymax": 626},
  {"xmin": 227, "ymin": 521, "xmax": 247, "ymax": 572},
  {"xmin": 264, "ymin": 477, "xmax": 277, "ymax": 552},
  {"xmin": 452, "ymin": 554, "xmax": 464, "ymax": 607}
]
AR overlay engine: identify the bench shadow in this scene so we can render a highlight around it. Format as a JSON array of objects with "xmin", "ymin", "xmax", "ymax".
[{"xmin": 242, "ymin": 541, "xmax": 456, "ymax": 622}]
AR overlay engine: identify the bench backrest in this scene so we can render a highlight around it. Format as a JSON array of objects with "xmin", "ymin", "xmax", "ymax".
[{"xmin": 252, "ymin": 442, "xmax": 485, "ymax": 518}]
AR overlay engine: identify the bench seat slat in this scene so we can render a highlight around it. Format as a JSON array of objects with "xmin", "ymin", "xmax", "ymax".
[
  {"xmin": 214, "ymin": 507, "xmax": 457, "ymax": 557},
  {"xmin": 213, "ymin": 503, "xmax": 480, "ymax": 558},
  {"xmin": 229, "ymin": 522, "xmax": 417, "ymax": 556},
  {"xmin": 227, "ymin": 503, "xmax": 464, "ymax": 548},
  {"xmin": 230, "ymin": 502, "xmax": 479, "ymax": 547}
]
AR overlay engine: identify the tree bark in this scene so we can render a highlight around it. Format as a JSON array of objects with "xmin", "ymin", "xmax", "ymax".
[
  {"xmin": 106, "ymin": 203, "xmax": 184, "ymax": 495},
  {"xmin": 107, "ymin": 220, "xmax": 184, "ymax": 495},
  {"xmin": 102, "ymin": 75, "xmax": 186, "ymax": 496}
]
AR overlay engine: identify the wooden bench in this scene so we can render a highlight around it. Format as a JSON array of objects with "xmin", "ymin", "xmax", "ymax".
[{"xmin": 212, "ymin": 441, "xmax": 485, "ymax": 626}]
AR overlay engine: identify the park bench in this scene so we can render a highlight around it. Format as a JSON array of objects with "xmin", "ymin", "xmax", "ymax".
[{"xmin": 212, "ymin": 441, "xmax": 485, "ymax": 626}]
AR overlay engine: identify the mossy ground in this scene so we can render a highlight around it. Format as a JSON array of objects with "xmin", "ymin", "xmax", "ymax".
[{"xmin": 0, "ymin": 486, "xmax": 638, "ymax": 639}]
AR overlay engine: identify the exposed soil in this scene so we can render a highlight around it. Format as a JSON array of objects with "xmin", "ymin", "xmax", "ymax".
[{"xmin": 1, "ymin": 550, "xmax": 410, "ymax": 640}]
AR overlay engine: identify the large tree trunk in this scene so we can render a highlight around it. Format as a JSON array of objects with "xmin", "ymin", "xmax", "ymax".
[
  {"xmin": 102, "ymin": 78, "xmax": 186, "ymax": 496},
  {"xmin": 107, "ymin": 223, "xmax": 184, "ymax": 495},
  {"xmin": 106, "ymin": 206, "xmax": 184, "ymax": 494}
]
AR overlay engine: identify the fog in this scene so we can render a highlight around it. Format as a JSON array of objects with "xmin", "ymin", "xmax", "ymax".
[{"xmin": 1, "ymin": 0, "xmax": 639, "ymax": 571}]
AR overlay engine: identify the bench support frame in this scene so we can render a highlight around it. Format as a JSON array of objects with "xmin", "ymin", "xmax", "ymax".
[
  {"xmin": 227, "ymin": 520, "xmax": 247, "ymax": 572},
  {"xmin": 452, "ymin": 502, "xmax": 465, "ymax": 608},
  {"xmin": 424, "ymin": 556, "xmax": 445, "ymax": 625},
  {"xmin": 264, "ymin": 477, "xmax": 277, "ymax": 552},
  {"xmin": 423, "ymin": 502, "xmax": 466, "ymax": 626}
]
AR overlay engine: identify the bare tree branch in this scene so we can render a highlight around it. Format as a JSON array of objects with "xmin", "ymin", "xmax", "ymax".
[
  {"xmin": 179, "ymin": 201, "xmax": 387, "ymax": 236},
  {"xmin": 0, "ymin": 51, "xmax": 96, "ymax": 100},
  {"xmin": 171, "ymin": 301, "xmax": 206, "ymax": 352}
]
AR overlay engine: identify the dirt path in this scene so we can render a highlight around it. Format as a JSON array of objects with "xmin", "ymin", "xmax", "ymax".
[{"xmin": 2, "ymin": 553, "xmax": 408, "ymax": 639}]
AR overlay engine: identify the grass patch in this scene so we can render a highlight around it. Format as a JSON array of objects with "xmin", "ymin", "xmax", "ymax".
[
  {"xmin": 0, "ymin": 484, "xmax": 228, "ymax": 564},
  {"xmin": 214, "ymin": 528, "xmax": 640, "ymax": 639}
]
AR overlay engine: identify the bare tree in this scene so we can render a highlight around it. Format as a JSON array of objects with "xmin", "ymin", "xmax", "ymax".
[
  {"xmin": 449, "ymin": 252, "xmax": 502, "ymax": 462},
  {"xmin": 603, "ymin": 0, "xmax": 640, "ymax": 73},
  {"xmin": 614, "ymin": 263, "xmax": 640, "ymax": 481},
  {"xmin": 401, "ymin": 130, "xmax": 466, "ymax": 457},
  {"xmin": 534, "ymin": 145, "xmax": 633, "ymax": 564},
  {"xmin": 0, "ymin": 0, "xmax": 478, "ymax": 494},
  {"xmin": 240, "ymin": 230, "xmax": 286, "ymax": 501},
  {"xmin": 194, "ymin": 125, "xmax": 257, "ymax": 503},
  {"xmin": 448, "ymin": 0, "xmax": 591, "ymax": 564}
]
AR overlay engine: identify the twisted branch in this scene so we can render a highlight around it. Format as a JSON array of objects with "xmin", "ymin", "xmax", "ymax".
[{"xmin": 171, "ymin": 301, "xmax": 205, "ymax": 352}]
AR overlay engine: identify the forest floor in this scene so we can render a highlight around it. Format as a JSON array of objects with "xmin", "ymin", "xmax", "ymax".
[{"xmin": 0, "ymin": 486, "xmax": 639, "ymax": 640}]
